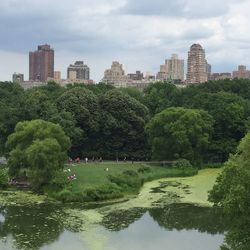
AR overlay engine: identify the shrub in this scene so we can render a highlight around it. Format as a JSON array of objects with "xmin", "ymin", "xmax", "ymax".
[
  {"xmin": 82, "ymin": 184, "xmax": 123, "ymax": 202},
  {"xmin": 122, "ymin": 170, "xmax": 138, "ymax": 177},
  {"xmin": 54, "ymin": 189, "xmax": 84, "ymax": 203},
  {"xmin": 137, "ymin": 166, "xmax": 152, "ymax": 173},
  {"xmin": 173, "ymin": 159, "xmax": 193, "ymax": 169},
  {"xmin": 51, "ymin": 171, "xmax": 69, "ymax": 189},
  {"xmin": 0, "ymin": 168, "xmax": 9, "ymax": 189},
  {"xmin": 108, "ymin": 174, "xmax": 142, "ymax": 191}
]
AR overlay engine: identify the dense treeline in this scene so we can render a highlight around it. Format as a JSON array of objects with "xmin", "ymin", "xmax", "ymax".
[
  {"xmin": 0, "ymin": 78, "xmax": 250, "ymax": 164},
  {"xmin": 0, "ymin": 82, "xmax": 149, "ymax": 161},
  {"xmin": 144, "ymin": 79, "xmax": 250, "ymax": 163}
]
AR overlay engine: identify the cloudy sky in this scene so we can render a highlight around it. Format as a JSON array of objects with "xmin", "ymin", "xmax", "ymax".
[{"xmin": 0, "ymin": 0, "xmax": 250, "ymax": 82}]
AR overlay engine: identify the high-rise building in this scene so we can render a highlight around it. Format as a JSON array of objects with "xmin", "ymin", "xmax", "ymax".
[
  {"xmin": 54, "ymin": 71, "xmax": 61, "ymax": 81},
  {"xmin": 210, "ymin": 72, "xmax": 232, "ymax": 81},
  {"xmin": 29, "ymin": 44, "xmax": 54, "ymax": 81},
  {"xmin": 232, "ymin": 65, "xmax": 250, "ymax": 79},
  {"xmin": 186, "ymin": 44, "xmax": 208, "ymax": 84},
  {"xmin": 102, "ymin": 61, "xmax": 129, "ymax": 87},
  {"xmin": 12, "ymin": 73, "xmax": 24, "ymax": 83},
  {"xmin": 67, "ymin": 61, "xmax": 90, "ymax": 81},
  {"xmin": 128, "ymin": 71, "xmax": 144, "ymax": 81},
  {"xmin": 206, "ymin": 61, "xmax": 212, "ymax": 80},
  {"xmin": 157, "ymin": 54, "xmax": 184, "ymax": 82}
]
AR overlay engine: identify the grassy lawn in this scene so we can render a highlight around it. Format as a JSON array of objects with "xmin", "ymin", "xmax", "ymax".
[{"xmin": 64, "ymin": 162, "xmax": 198, "ymax": 193}]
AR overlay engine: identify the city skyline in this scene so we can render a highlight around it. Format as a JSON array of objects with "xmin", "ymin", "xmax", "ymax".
[{"xmin": 1, "ymin": 0, "xmax": 250, "ymax": 82}]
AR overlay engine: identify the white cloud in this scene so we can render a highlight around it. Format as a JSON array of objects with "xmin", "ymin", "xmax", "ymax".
[{"xmin": 0, "ymin": 0, "xmax": 249, "ymax": 81}]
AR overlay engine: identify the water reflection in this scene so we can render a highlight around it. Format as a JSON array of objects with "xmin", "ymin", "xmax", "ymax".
[
  {"xmin": 150, "ymin": 203, "xmax": 229, "ymax": 234},
  {"xmin": 0, "ymin": 203, "xmax": 234, "ymax": 250},
  {"xmin": 0, "ymin": 204, "xmax": 64, "ymax": 250}
]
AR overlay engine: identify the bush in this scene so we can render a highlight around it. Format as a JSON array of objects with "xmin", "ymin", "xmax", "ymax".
[
  {"xmin": 0, "ymin": 168, "xmax": 9, "ymax": 188},
  {"xmin": 82, "ymin": 184, "xmax": 123, "ymax": 202},
  {"xmin": 108, "ymin": 174, "xmax": 142, "ymax": 191},
  {"xmin": 53, "ymin": 189, "xmax": 84, "ymax": 203},
  {"xmin": 51, "ymin": 171, "xmax": 69, "ymax": 189},
  {"xmin": 173, "ymin": 159, "xmax": 193, "ymax": 169},
  {"xmin": 137, "ymin": 166, "xmax": 152, "ymax": 173},
  {"xmin": 122, "ymin": 170, "xmax": 138, "ymax": 177}
]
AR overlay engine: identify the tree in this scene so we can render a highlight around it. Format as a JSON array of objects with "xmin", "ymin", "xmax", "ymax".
[
  {"xmin": 24, "ymin": 90, "xmax": 58, "ymax": 120},
  {"xmin": 99, "ymin": 90, "xmax": 150, "ymax": 159},
  {"xmin": 178, "ymin": 90, "xmax": 250, "ymax": 162},
  {"xmin": 144, "ymin": 82, "xmax": 180, "ymax": 115},
  {"xmin": 6, "ymin": 120, "xmax": 71, "ymax": 191},
  {"xmin": 208, "ymin": 132, "xmax": 250, "ymax": 249},
  {"xmin": 56, "ymin": 87, "xmax": 100, "ymax": 157},
  {"xmin": 57, "ymin": 87, "xmax": 100, "ymax": 134},
  {"xmin": 49, "ymin": 111, "xmax": 84, "ymax": 157},
  {"xmin": 0, "ymin": 82, "xmax": 26, "ymax": 154},
  {"xmin": 146, "ymin": 107, "xmax": 214, "ymax": 164},
  {"xmin": 119, "ymin": 87, "xmax": 145, "ymax": 104}
]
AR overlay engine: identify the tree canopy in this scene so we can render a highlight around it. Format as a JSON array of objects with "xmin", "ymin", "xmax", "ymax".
[
  {"xmin": 209, "ymin": 132, "xmax": 250, "ymax": 249},
  {"xmin": 6, "ymin": 119, "xmax": 71, "ymax": 191},
  {"xmin": 146, "ymin": 107, "xmax": 214, "ymax": 164},
  {"xmin": 99, "ymin": 89, "xmax": 150, "ymax": 159}
]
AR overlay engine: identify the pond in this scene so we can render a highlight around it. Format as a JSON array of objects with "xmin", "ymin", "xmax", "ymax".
[
  {"xmin": 0, "ymin": 202, "xmax": 227, "ymax": 250},
  {"xmin": 0, "ymin": 170, "xmax": 229, "ymax": 250}
]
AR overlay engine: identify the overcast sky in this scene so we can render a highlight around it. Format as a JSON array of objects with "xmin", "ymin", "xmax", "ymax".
[{"xmin": 0, "ymin": 0, "xmax": 250, "ymax": 82}]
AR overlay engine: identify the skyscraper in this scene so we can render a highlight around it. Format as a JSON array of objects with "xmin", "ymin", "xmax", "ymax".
[
  {"xmin": 186, "ymin": 44, "xmax": 208, "ymax": 84},
  {"xmin": 157, "ymin": 54, "xmax": 184, "ymax": 82},
  {"xmin": 12, "ymin": 73, "xmax": 24, "ymax": 83},
  {"xmin": 29, "ymin": 44, "xmax": 54, "ymax": 81},
  {"xmin": 102, "ymin": 61, "xmax": 128, "ymax": 87},
  {"xmin": 232, "ymin": 65, "xmax": 250, "ymax": 79},
  {"xmin": 67, "ymin": 61, "xmax": 90, "ymax": 81}
]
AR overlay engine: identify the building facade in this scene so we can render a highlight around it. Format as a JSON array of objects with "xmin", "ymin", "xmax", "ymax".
[
  {"xmin": 54, "ymin": 71, "xmax": 61, "ymax": 81},
  {"xmin": 67, "ymin": 61, "xmax": 90, "ymax": 81},
  {"xmin": 128, "ymin": 71, "xmax": 144, "ymax": 81},
  {"xmin": 186, "ymin": 44, "xmax": 208, "ymax": 84},
  {"xmin": 12, "ymin": 73, "xmax": 24, "ymax": 83},
  {"xmin": 232, "ymin": 65, "xmax": 250, "ymax": 79},
  {"xmin": 157, "ymin": 54, "xmax": 184, "ymax": 82},
  {"xmin": 210, "ymin": 73, "xmax": 232, "ymax": 81},
  {"xmin": 29, "ymin": 44, "xmax": 54, "ymax": 81},
  {"xmin": 102, "ymin": 61, "xmax": 129, "ymax": 88}
]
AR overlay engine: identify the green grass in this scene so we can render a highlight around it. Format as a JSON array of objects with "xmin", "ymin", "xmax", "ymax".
[{"xmin": 56, "ymin": 162, "xmax": 198, "ymax": 202}]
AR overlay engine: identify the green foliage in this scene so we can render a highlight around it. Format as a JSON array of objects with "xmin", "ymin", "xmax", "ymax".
[
  {"xmin": 209, "ymin": 132, "xmax": 250, "ymax": 218},
  {"xmin": 57, "ymin": 87, "xmax": 100, "ymax": 134},
  {"xmin": 0, "ymin": 82, "xmax": 26, "ymax": 154},
  {"xmin": 179, "ymin": 90, "xmax": 249, "ymax": 162},
  {"xmin": 66, "ymin": 82, "xmax": 114, "ymax": 95},
  {"xmin": 119, "ymin": 87, "xmax": 145, "ymax": 104},
  {"xmin": 24, "ymin": 90, "xmax": 58, "ymax": 120},
  {"xmin": 56, "ymin": 87, "xmax": 100, "ymax": 157},
  {"xmin": 6, "ymin": 119, "xmax": 71, "ymax": 191},
  {"xmin": 53, "ymin": 188, "xmax": 84, "ymax": 203},
  {"xmin": 137, "ymin": 166, "xmax": 152, "ymax": 173},
  {"xmin": 122, "ymin": 170, "xmax": 139, "ymax": 177},
  {"xmin": 173, "ymin": 159, "xmax": 193, "ymax": 169},
  {"xmin": 0, "ymin": 168, "xmax": 8, "ymax": 188},
  {"xmin": 146, "ymin": 107, "xmax": 214, "ymax": 164},
  {"xmin": 99, "ymin": 89, "xmax": 150, "ymax": 160},
  {"xmin": 209, "ymin": 132, "xmax": 250, "ymax": 250},
  {"xmin": 108, "ymin": 173, "xmax": 143, "ymax": 191},
  {"xmin": 82, "ymin": 184, "xmax": 123, "ymax": 201},
  {"xmin": 144, "ymin": 82, "xmax": 180, "ymax": 115},
  {"xmin": 48, "ymin": 111, "xmax": 84, "ymax": 152}
]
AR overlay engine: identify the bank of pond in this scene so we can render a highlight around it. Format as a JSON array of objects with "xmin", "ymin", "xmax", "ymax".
[
  {"xmin": 1, "ymin": 167, "xmax": 247, "ymax": 250},
  {"xmin": 46, "ymin": 162, "xmax": 200, "ymax": 203},
  {"xmin": 0, "ymin": 167, "xmax": 228, "ymax": 250}
]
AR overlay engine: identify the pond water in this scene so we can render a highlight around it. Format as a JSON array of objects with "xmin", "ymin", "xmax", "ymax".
[
  {"xmin": 0, "ymin": 170, "xmax": 229, "ymax": 250},
  {"xmin": 0, "ymin": 203, "xmax": 226, "ymax": 250}
]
